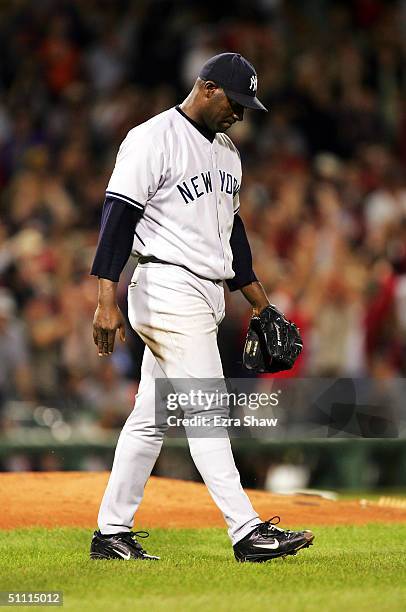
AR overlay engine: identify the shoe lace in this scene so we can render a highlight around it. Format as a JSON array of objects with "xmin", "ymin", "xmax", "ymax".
[
  {"xmin": 259, "ymin": 516, "xmax": 285, "ymax": 536},
  {"xmin": 120, "ymin": 530, "xmax": 150, "ymax": 554}
]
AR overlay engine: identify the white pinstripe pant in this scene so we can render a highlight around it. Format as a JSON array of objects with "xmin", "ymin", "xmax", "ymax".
[{"xmin": 97, "ymin": 263, "xmax": 261, "ymax": 544}]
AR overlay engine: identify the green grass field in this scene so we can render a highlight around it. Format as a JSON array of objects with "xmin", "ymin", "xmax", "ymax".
[{"xmin": 1, "ymin": 525, "xmax": 405, "ymax": 612}]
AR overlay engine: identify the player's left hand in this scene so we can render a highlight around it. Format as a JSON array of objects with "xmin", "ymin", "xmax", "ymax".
[
  {"xmin": 93, "ymin": 304, "xmax": 126, "ymax": 356},
  {"xmin": 243, "ymin": 304, "xmax": 303, "ymax": 373}
]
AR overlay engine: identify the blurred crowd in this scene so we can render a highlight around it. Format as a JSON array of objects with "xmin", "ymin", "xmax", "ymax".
[{"xmin": 1, "ymin": 0, "xmax": 406, "ymax": 455}]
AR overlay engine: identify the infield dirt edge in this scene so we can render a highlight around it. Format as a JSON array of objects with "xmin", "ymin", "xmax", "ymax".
[{"xmin": 1, "ymin": 472, "xmax": 406, "ymax": 529}]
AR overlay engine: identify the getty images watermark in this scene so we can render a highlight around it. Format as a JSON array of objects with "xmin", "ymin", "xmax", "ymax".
[
  {"xmin": 165, "ymin": 388, "xmax": 281, "ymax": 428},
  {"xmin": 154, "ymin": 378, "xmax": 283, "ymax": 437},
  {"xmin": 154, "ymin": 377, "xmax": 406, "ymax": 439}
]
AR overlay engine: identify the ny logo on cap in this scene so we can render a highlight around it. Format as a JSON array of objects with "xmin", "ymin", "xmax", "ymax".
[{"xmin": 249, "ymin": 75, "xmax": 257, "ymax": 92}]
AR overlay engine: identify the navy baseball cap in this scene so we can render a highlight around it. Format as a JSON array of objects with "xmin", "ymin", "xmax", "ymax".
[{"xmin": 199, "ymin": 52, "xmax": 268, "ymax": 112}]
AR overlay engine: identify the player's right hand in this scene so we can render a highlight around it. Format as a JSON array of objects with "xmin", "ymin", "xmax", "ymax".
[{"xmin": 93, "ymin": 304, "xmax": 126, "ymax": 356}]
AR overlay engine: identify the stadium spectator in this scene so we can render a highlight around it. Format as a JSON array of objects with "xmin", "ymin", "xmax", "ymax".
[{"xmin": 0, "ymin": 0, "xmax": 405, "ymax": 440}]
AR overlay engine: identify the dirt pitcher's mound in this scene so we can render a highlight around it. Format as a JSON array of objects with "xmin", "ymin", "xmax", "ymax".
[{"xmin": 1, "ymin": 472, "xmax": 405, "ymax": 530}]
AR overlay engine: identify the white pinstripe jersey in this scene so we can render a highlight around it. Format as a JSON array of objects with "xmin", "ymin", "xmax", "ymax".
[{"xmin": 106, "ymin": 107, "xmax": 241, "ymax": 281}]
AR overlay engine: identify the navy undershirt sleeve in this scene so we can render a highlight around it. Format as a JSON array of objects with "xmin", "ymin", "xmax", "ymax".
[
  {"xmin": 90, "ymin": 196, "xmax": 143, "ymax": 282},
  {"xmin": 226, "ymin": 213, "xmax": 258, "ymax": 292}
]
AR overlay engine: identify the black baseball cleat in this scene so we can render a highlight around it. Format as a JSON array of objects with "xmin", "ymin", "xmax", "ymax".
[
  {"xmin": 90, "ymin": 530, "xmax": 160, "ymax": 560},
  {"xmin": 233, "ymin": 516, "xmax": 314, "ymax": 563}
]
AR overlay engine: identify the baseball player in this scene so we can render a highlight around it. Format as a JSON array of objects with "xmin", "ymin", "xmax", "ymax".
[{"xmin": 89, "ymin": 53, "xmax": 314, "ymax": 563}]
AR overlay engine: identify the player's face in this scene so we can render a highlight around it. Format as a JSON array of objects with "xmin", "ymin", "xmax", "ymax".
[{"xmin": 204, "ymin": 86, "xmax": 245, "ymax": 132}]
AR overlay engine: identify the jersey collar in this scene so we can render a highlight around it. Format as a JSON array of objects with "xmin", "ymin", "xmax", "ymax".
[{"xmin": 175, "ymin": 105, "xmax": 215, "ymax": 143}]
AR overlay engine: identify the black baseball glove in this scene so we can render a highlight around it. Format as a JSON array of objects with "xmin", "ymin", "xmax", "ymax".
[{"xmin": 243, "ymin": 305, "xmax": 303, "ymax": 373}]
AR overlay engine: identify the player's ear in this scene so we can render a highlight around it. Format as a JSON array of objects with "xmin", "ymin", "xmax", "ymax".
[{"xmin": 202, "ymin": 80, "xmax": 218, "ymax": 99}]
